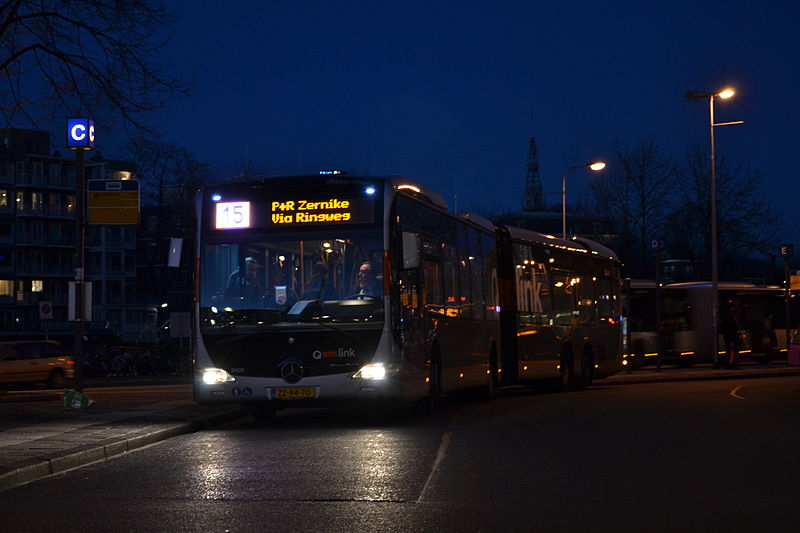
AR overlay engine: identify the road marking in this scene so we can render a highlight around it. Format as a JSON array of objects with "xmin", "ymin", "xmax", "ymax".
[
  {"xmin": 417, "ymin": 413, "xmax": 459, "ymax": 504},
  {"xmin": 730, "ymin": 385, "xmax": 746, "ymax": 400}
]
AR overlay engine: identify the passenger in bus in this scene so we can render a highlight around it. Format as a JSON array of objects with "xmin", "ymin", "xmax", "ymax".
[
  {"xmin": 302, "ymin": 261, "xmax": 330, "ymax": 300},
  {"xmin": 224, "ymin": 257, "xmax": 263, "ymax": 305},
  {"xmin": 353, "ymin": 261, "xmax": 379, "ymax": 299}
]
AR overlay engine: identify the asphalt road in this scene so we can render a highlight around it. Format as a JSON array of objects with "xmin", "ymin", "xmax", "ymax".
[{"xmin": 2, "ymin": 376, "xmax": 800, "ymax": 532}]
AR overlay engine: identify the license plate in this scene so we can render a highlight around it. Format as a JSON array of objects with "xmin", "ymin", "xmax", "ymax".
[{"xmin": 270, "ymin": 387, "xmax": 317, "ymax": 400}]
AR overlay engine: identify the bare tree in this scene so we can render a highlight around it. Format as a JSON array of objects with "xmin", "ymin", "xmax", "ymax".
[
  {"xmin": 0, "ymin": 0, "xmax": 190, "ymax": 132},
  {"xmin": 590, "ymin": 140, "xmax": 678, "ymax": 277},
  {"xmin": 668, "ymin": 144, "xmax": 780, "ymax": 279},
  {"xmin": 126, "ymin": 137, "xmax": 211, "ymax": 207}
]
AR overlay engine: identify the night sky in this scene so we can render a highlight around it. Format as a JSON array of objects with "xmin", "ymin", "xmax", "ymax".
[{"xmin": 144, "ymin": 1, "xmax": 799, "ymax": 236}]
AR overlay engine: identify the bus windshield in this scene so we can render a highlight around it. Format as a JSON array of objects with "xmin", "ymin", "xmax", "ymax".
[{"xmin": 200, "ymin": 230, "xmax": 383, "ymax": 330}]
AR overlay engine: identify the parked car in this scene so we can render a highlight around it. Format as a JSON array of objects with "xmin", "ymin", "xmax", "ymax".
[{"xmin": 0, "ymin": 340, "xmax": 74, "ymax": 388}]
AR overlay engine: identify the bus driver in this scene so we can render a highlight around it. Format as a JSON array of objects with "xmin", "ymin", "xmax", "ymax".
[{"xmin": 354, "ymin": 261, "xmax": 379, "ymax": 299}]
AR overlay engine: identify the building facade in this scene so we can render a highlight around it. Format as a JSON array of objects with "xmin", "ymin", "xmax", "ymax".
[{"xmin": 0, "ymin": 127, "xmax": 159, "ymax": 344}]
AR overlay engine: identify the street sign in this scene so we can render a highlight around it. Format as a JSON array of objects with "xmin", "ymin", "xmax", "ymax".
[
  {"xmin": 792, "ymin": 270, "xmax": 800, "ymax": 291},
  {"xmin": 649, "ymin": 237, "xmax": 665, "ymax": 252},
  {"xmin": 781, "ymin": 244, "xmax": 794, "ymax": 258},
  {"xmin": 87, "ymin": 179, "xmax": 140, "ymax": 224},
  {"xmin": 39, "ymin": 301, "xmax": 53, "ymax": 320},
  {"xmin": 66, "ymin": 118, "xmax": 95, "ymax": 150}
]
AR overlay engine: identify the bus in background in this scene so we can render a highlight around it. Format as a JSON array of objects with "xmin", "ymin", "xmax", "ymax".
[
  {"xmin": 496, "ymin": 228, "xmax": 622, "ymax": 390},
  {"xmin": 193, "ymin": 175, "xmax": 501, "ymax": 418},
  {"xmin": 626, "ymin": 281, "xmax": 794, "ymax": 367}
]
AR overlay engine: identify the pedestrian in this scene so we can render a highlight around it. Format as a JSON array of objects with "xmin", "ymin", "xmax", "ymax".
[
  {"xmin": 719, "ymin": 306, "xmax": 740, "ymax": 369},
  {"xmin": 761, "ymin": 310, "xmax": 777, "ymax": 366}
]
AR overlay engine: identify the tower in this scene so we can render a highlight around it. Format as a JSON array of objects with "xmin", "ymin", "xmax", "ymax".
[{"xmin": 522, "ymin": 136, "xmax": 544, "ymax": 211}]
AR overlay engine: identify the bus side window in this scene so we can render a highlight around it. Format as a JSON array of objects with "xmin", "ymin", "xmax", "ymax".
[
  {"xmin": 552, "ymin": 269, "xmax": 577, "ymax": 326},
  {"xmin": 422, "ymin": 260, "xmax": 443, "ymax": 314}
]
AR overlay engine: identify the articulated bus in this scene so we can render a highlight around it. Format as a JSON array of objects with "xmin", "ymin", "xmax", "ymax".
[
  {"xmin": 497, "ymin": 227, "xmax": 622, "ymax": 389},
  {"xmin": 193, "ymin": 175, "xmax": 622, "ymax": 416},
  {"xmin": 626, "ymin": 281, "xmax": 796, "ymax": 367}
]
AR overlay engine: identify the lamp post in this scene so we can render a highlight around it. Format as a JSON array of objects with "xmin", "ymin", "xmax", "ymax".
[
  {"xmin": 685, "ymin": 88, "xmax": 743, "ymax": 365},
  {"xmin": 562, "ymin": 161, "xmax": 605, "ymax": 239}
]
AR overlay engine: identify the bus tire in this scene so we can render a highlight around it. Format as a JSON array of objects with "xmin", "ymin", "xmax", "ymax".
[{"xmin": 559, "ymin": 347, "xmax": 574, "ymax": 392}]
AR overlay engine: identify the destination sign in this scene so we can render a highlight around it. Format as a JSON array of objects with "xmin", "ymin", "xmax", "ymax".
[{"xmin": 267, "ymin": 196, "xmax": 374, "ymax": 226}]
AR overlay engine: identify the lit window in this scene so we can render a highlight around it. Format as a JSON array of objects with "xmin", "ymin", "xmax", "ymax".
[
  {"xmin": 0, "ymin": 280, "xmax": 11, "ymax": 297},
  {"xmin": 32, "ymin": 280, "xmax": 44, "ymax": 292},
  {"xmin": 0, "ymin": 190, "xmax": 7, "ymax": 207}
]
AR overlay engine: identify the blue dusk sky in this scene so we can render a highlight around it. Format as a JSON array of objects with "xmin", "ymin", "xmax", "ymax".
[{"xmin": 145, "ymin": 1, "xmax": 799, "ymax": 237}]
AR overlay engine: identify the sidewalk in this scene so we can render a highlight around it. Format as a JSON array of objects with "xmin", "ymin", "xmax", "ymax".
[
  {"xmin": 0, "ymin": 384, "xmax": 243, "ymax": 492},
  {"xmin": 1, "ymin": 361, "xmax": 799, "ymax": 493},
  {"xmin": 595, "ymin": 358, "xmax": 800, "ymax": 385}
]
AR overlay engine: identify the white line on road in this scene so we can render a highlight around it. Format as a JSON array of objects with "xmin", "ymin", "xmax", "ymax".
[
  {"xmin": 417, "ymin": 414, "xmax": 459, "ymax": 504},
  {"xmin": 730, "ymin": 385, "xmax": 746, "ymax": 400}
]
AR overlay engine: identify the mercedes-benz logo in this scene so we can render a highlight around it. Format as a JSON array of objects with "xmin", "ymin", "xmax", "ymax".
[{"xmin": 279, "ymin": 358, "xmax": 304, "ymax": 384}]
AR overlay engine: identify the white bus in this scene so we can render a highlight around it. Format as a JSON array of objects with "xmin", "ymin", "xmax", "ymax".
[
  {"xmin": 626, "ymin": 281, "xmax": 793, "ymax": 367},
  {"xmin": 193, "ymin": 174, "xmax": 623, "ymax": 417}
]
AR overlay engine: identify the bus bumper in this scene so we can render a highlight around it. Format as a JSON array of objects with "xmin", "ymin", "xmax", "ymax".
[{"xmin": 194, "ymin": 371, "xmax": 427, "ymax": 406}]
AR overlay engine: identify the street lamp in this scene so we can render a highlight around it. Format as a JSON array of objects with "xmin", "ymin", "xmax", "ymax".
[
  {"xmin": 685, "ymin": 87, "xmax": 743, "ymax": 365},
  {"xmin": 562, "ymin": 161, "xmax": 606, "ymax": 239}
]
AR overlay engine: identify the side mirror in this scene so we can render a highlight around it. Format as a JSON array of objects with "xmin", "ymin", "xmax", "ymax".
[{"xmin": 401, "ymin": 232, "xmax": 419, "ymax": 269}]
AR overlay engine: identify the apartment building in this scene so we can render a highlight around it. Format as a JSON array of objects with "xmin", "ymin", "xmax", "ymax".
[{"xmin": 0, "ymin": 127, "xmax": 157, "ymax": 344}]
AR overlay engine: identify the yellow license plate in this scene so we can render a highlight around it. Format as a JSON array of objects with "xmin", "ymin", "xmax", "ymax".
[{"xmin": 271, "ymin": 387, "xmax": 316, "ymax": 399}]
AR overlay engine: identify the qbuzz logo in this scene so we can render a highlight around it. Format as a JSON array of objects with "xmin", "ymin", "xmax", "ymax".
[{"xmin": 312, "ymin": 347, "xmax": 356, "ymax": 360}]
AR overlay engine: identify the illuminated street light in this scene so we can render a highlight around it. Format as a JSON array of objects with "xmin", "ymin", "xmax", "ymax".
[
  {"xmin": 718, "ymin": 88, "xmax": 735, "ymax": 99},
  {"xmin": 685, "ymin": 87, "xmax": 743, "ymax": 365},
  {"xmin": 562, "ymin": 161, "xmax": 606, "ymax": 239}
]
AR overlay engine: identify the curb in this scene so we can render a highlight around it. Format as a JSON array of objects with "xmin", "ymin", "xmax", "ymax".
[
  {"xmin": 0, "ymin": 406, "xmax": 244, "ymax": 493},
  {"xmin": 596, "ymin": 366, "xmax": 800, "ymax": 386}
]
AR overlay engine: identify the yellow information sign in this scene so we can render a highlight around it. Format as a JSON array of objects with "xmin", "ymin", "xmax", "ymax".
[
  {"xmin": 791, "ymin": 270, "xmax": 800, "ymax": 291},
  {"xmin": 87, "ymin": 179, "xmax": 140, "ymax": 224}
]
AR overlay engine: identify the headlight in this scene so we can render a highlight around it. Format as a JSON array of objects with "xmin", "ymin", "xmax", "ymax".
[
  {"xmin": 352, "ymin": 362, "xmax": 399, "ymax": 380},
  {"xmin": 202, "ymin": 368, "xmax": 236, "ymax": 384}
]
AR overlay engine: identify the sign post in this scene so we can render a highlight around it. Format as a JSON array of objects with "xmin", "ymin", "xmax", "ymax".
[
  {"xmin": 67, "ymin": 118, "xmax": 95, "ymax": 393},
  {"xmin": 39, "ymin": 301, "xmax": 52, "ymax": 340},
  {"xmin": 781, "ymin": 244, "xmax": 794, "ymax": 349},
  {"xmin": 650, "ymin": 237, "xmax": 665, "ymax": 372}
]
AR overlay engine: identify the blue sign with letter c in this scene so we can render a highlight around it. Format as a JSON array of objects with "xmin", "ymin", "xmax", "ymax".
[{"xmin": 67, "ymin": 118, "xmax": 95, "ymax": 150}]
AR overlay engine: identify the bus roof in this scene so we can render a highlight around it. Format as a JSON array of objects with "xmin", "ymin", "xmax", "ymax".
[
  {"xmin": 503, "ymin": 225, "xmax": 619, "ymax": 262},
  {"xmin": 666, "ymin": 281, "xmax": 783, "ymax": 291}
]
